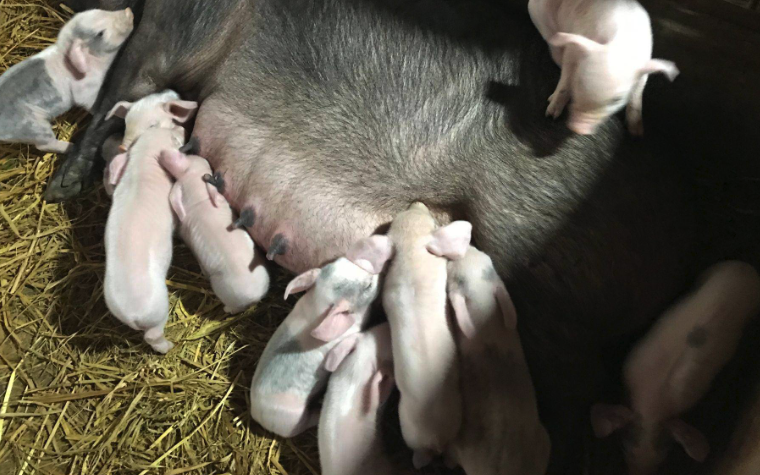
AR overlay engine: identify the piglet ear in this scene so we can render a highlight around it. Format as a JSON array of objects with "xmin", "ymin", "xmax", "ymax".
[
  {"xmin": 311, "ymin": 299, "xmax": 355, "ymax": 342},
  {"xmin": 495, "ymin": 282, "xmax": 517, "ymax": 330},
  {"xmin": 107, "ymin": 152, "xmax": 129, "ymax": 187},
  {"xmin": 639, "ymin": 59, "xmax": 680, "ymax": 82},
  {"xmin": 66, "ymin": 38, "xmax": 89, "ymax": 76},
  {"xmin": 426, "ymin": 222, "xmax": 472, "ymax": 260},
  {"xmin": 164, "ymin": 100, "xmax": 199, "ymax": 123},
  {"xmin": 449, "ymin": 290, "xmax": 476, "ymax": 339},
  {"xmin": 169, "ymin": 184, "xmax": 187, "ymax": 222},
  {"xmin": 205, "ymin": 182, "xmax": 223, "ymax": 207},
  {"xmin": 158, "ymin": 149, "xmax": 190, "ymax": 179},
  {"xmin": 324, "ymin": 333, "xmax": 360, "ymax": 372},
  {"xmin": 590, "ymin": 404, "xmax": 635, "ymax": 438},
  {"xmin": 667, "ymin": 419, "xmax": 710, "ymax": 462},
  {"xmin": 549, "ymin": 33, "xmax": 603, "ymax": 54},
  {"xmin": 106, "ymin": 101, "xmax": 132, "ymax": 121},
  {"xmin": 365, "ymin": 367, "xmax": 395, "ymax": 414},
  {"xmin": 283, "ymin": 268, "xmax": 321, "ymax": 299},
  {"xmin": 346, "ymin": 235, "xmax": 394, "ymax": 275}
]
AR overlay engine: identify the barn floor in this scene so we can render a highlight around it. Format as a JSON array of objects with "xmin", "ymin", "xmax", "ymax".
[{"xmin": 2, "ymin": 1, "xmax": 760, "ymax": 475}]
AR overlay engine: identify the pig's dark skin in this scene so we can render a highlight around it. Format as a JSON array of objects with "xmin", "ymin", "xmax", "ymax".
[
  {"xmin": 46, "ymin": 0, "xmax": 699, "ymax": 472},
  {"xmin": 62, "ymin": 0, "xmax": 140, "ymax": 13}
]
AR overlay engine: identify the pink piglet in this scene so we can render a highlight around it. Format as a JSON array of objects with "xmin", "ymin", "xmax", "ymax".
[
  {"xmin": 103, "ymin": 91, "xmax": 197, "ymax": 353},
  {"xmin": 319, "ymin": 323, "xmax": 397, "ymax": 475},
  {"xmin": 158, "ymin": 149, "xmax": 270, "ymax": 313},
  {"xmin": 528, "ymin": 0, "xmax": 678, "ymax": 135},
  {"xmin": 347, "ymin": 202, "xmax": 472, "ymax": 468}
]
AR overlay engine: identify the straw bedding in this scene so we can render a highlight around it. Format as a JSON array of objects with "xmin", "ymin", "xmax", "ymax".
[{"xmin": 0, "ymin": 2, "xmax": 320, "ymax": 473}]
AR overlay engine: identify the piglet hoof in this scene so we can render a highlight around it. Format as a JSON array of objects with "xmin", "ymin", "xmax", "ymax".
[
  {"xmin": 627, "ymin": 118, "xmax": 644, "ymax": 137},
  {"xmin": 148, "ymin": 338, "xmax": 174, "ymax": 354},
  {"xmin": 545, "ymin": 100, "xmax": 564, "ymax": 120},
  {"xmin": 144, "ymin": 328, "xmax": 174, "ymax": 354},
  {"xmin": 223, "ymin": 304, "xmax": 246, "ymax": 315},
  {"xmin": 412, "ymin": 449, "xmax": 434, "ymax": 469},
  {"xmin": 45, "ymin": 150, "xmax": 98, "ymax": 202}
]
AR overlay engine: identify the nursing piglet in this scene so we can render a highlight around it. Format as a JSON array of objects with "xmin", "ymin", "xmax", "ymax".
[
  {"xmin": 347, "ymin": 202, "xmax": 472, "ymax": 468},
  {"xmin": 445, "ymin": 246, "xmax": 551, "ymax": 475},
  {"xmin": 528, "ymin": 0, "xmax": 679, "ymax": 135},
  {"xmin": 319, "ymin": 323, "xmax": 396, "ymax": 475},
  {"xmin": 0, "ymin": 8, "xmax": 133, "ymax": 152},
  {"xmin": 157, "ymin": 149, "xmax": 269, "ymax": 313},
  {"xmin": 249, "ymin": 256, "xmax": 380, "ymax": 437},
  {"xmin": 103, "ymin": 91, "xmax": 197, "ymax": 353},
  {"xmin": 592, "ymin": 261, "xmax": 760, "ymax": 475}
]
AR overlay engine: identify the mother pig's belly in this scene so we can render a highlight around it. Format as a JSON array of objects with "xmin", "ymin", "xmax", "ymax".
[{"xmin": 194, "ymin": 108, "xmax": 393, "ymax": 273}]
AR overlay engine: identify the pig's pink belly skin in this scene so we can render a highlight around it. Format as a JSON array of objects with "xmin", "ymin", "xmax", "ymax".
[{"xmin": 193, "ymin": 105, "xmax": 393, "ymax": 274}]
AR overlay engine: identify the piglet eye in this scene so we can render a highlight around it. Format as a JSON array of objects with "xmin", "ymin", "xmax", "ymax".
[{"xmin": 96, "ymin": 30, "xmax": 105, "ymax": 38}]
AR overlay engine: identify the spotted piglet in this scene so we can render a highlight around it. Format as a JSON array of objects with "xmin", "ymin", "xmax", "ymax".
[
  {"xmin": 528, "ymin": 0, "xmax": 678, "ymax": 135},
  {"xmin": 249, "ymin": 256, "xmax": 380, "ymax": 437},
  {"xmin": 103, "ymin": 91, "xmax": 197, "ymax": 354},
  {"xmin": 592, "ymin": 261, "xmax": 760, "ymax": 475},
  {"xmin": 318, "ymin": 323, "xmax": 396, "ymax": 475},
  {"xmin": 347, "ymin": 202, "xmax": 472, "ymax": 468},
  {"xmin": 445, "ymin": 246, "xmax": 551, "ymax": 475},
  {"xmin": 0, "ymin": 8, "xmax": 133, "ymax": 153},
  {"xmin": 157, "ymin": 148, "xmax": 270, "ymax": 313}
]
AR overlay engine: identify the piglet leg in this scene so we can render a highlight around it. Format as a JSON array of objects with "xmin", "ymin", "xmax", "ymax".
[
  {"xmin": 36, "ymin": 140, "xmax": 73, "ymax": 154},
  {"xmin": 143, "ymin": 326, "xmax": 174, "ymax": 354},
  {"xmin": 546, "ymin": 49, "xmax": 578, "ymax": 119},
  {"xmin": 626, "ymin": 75, "xmax": 648, "ymax": 136}
]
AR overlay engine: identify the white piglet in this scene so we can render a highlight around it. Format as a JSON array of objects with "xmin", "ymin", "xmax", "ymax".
[
  {"xmin": 319, "ymin": 323, "xmax": 396, "ymax": 475},
  {"xmin": 347, "ymin": 202, "xmax": 472, "ymax": 468},
  {"xmin": 103, "ymin": 91, "xmax": 197, "ymax": 354},
  {"xmin": 446, "ymin": 246, "xmax": 551, "ymax": 475},
  {"xmin": 528, "ymin": 0, "xmax": 679, "ymax": 135},
  {"xmin": 249, "ymin": 256, "xmax": 380, "ymax": 437},
  {"xmin": 0, "ymin": 8, "xmax": 134, "ymax": 152},
  {"xmin": 592, "ymin": 261, "xmax": 760, "ymax": 475},
  {"xmin": 157, "ymin": 149, "xmax": 269, "ymax": 313}
]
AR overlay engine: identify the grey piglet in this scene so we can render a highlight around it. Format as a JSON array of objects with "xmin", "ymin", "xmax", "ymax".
[
  {"xmin": 249, "ymin": 255, "xmax": 381, "ymax": 438},
  {"xmin": 445, "ymin": 246, "xmax": 551, "ymax": 475},
  {"xmin": 0, "ymin": 8, "xmax": 133, "ymax": 153}
]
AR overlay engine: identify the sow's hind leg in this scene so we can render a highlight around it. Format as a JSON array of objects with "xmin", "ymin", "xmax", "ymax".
[{"xmin": 45, "ymin": 0, "xmax": 249, "ymax": 202}]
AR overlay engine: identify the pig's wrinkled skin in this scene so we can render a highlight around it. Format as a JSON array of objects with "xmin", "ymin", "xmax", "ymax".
[
  {"xmin": 158, "ymin": 149, "xmax": 269, "ymax": 314},
  {"xmin": 103, "ymin": 91, "xmax": 193, "ymax": 354},
  {"xmin": 591, "ymin": 261, "xmax": 760, "ymax": 475},
  {"xmin": 47, "ymin": 0, "xmax": 700, "ymax": 471},
  {"xmin": 0, "ymin": 8, "xmax": 133, "ymax": 153},
  {"xmin": 445, "ymin": 246, "xmax": 551, "ymax": 475},
  {"xmin": 348, "ymin": 202, "xmax": 472, "ymax": 467},
  {"xmin": 249, "ymin": 256, "xmax": 380, "ymax": 438},
  {"xmin": 528, "ymin": 0, "xmax": 679, "ymax": 135},
  {"xmin": 318, "ymin": 323, "xmax": 396, "ymax": 475}
]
